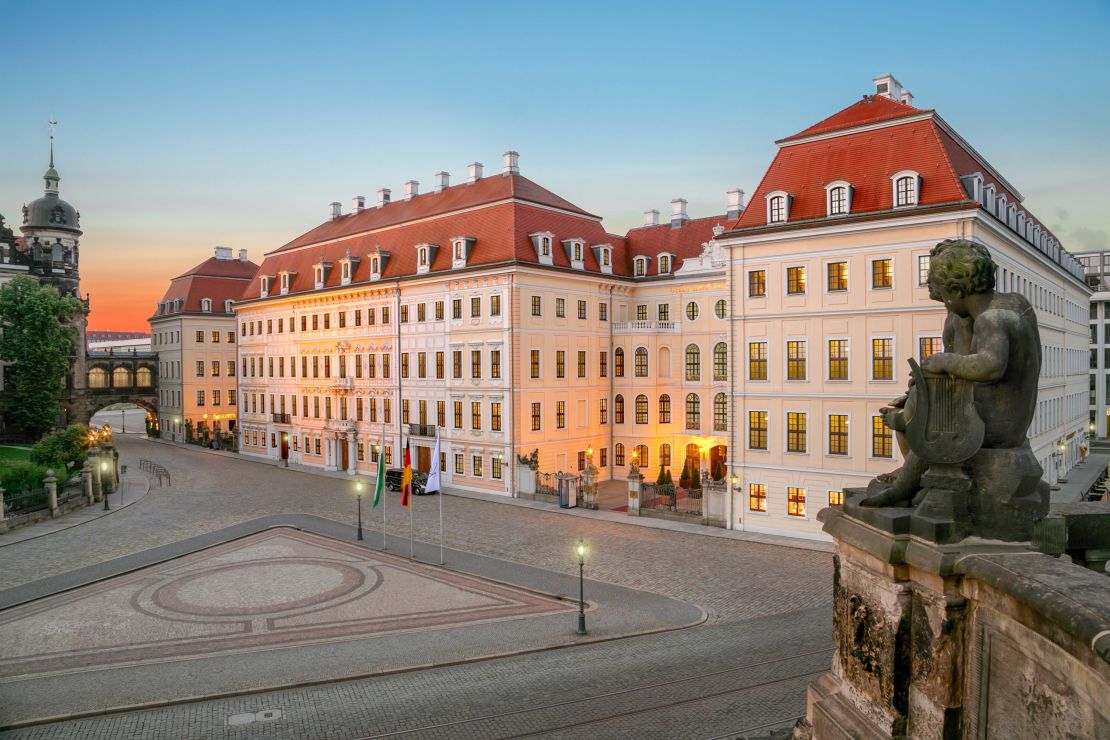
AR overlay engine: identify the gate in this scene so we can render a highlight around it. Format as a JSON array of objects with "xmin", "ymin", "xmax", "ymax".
[{"xmin": 639, "ymin": 482, "xmax": 704, "ymax": 518}]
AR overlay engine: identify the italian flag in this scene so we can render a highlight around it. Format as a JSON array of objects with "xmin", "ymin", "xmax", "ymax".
[{"xmin": 400, "ymin": 441, "xmax": 413, "ymax": 508}]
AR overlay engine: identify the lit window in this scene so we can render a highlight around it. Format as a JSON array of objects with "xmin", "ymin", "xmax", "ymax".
[
  {"xmin": 749, "ymin": 483, "xmax": 767, "ymax": 512},
  {"xmin": 787, "ymin": 487, "xmax": 806, "ymax": 517},
  {"xmin": 685, "ymin": 393, "xmax": 700, "ymax": 430},
  {"xmin": 714, "ymin": 299, "xmax": 727, "ymax": 319},
  {"xmin": 827, "ymin": 262, "xmax": 848, "ymax": 291},
  {"xmin": 872, "ymin": 338, "xmax": 893, "ymax": 380},
  {"xmin": 658, "ymin": 394, "xmax": 671, "ymax": 423},
  {"xmin": 634, "ymin": 257, "xmax": 647, "ymax": 276},
  {"xmin": 749, "ymin": 342, "xmax": 767, "ymax": 380},
  {"xmin": 919, "ymin": 337, "xmax": 943, "ymax": 360},
  {"xmin": 615, "ymin": 348, "xmax": 625, "ymax": 377},
  {"xmin": 713, "ymin": 343, "xmax": 727, "ymax": 381},
  {"xmin": 749, "ymin": 270, "xmax": 766, "ymax": 297},
  {"xmin": 786, "ymin": 340, "xmax": 806, "ymax": 380},
  {"xmin": 685, "ymin": 344, "xmax": 700, "ymax": 381},
  {"xmin": 828, "ymin": 340, "xmax": 848, "ymax": 380},
  {"xmin": 713, "ymin": 393, "xmax": 727, "ymax": 431},
  {"xmin": 787, "ymin": 266, "xmax": 806, "ymax": 294},
  {"xmin": 685, "ymin": 302, "xmax": 699, "ymax": 320},
  {"xmin": 828, "ymin": 414, "xmax": 848, "ymax": 455},
  {"xmin": 872, "ymin": 415, "xmax": 893, "ymax": 458},
  {"xmin": 615, "ymin": 394, "xmax": 625, "ymax": 424},
  {"xmin": 635, "ymin": 347, "xmax": 649, "ymax": 377},
  {"xmin": 660, "ymin": 255, "xmax": 671, "ymax": 273},
  {"xmin": 871, "ymin": 259, "xmax": 893, "ymax": 289},
  {"xmin": 635, "ymin": 394, "xmax": 648, "ymax": 424},
  {"xmin": 787, "ymin": 412, "xmax": 807, "ymax": 453},
  {"xmin": 828, "ymin": 490, "xmax": 844, "ymax": 506},
  {"xmin": 615, "ymin": 443, "xmax": 625, "ymax": 466}
]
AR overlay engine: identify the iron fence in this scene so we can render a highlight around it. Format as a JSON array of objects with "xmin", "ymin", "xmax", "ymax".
[
  {"xmin": 640, "ymin": 483, "xmax": 704, "ymax": 517},
  {"xmin": 139, "ymin": 458, "xmax": 172, "ymax": 486}
]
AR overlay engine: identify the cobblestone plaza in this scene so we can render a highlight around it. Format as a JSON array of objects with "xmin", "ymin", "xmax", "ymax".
[{"xmin": 0, "ymin": 437, "xmax": 832, "ymax": 737}]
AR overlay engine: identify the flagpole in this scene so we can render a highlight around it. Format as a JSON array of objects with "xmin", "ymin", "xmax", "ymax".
[
  {"xmin": 437, "ymin": 431, "xmax": 444, "ymax": 565},
  {"xmin": 380, "ymin": 434, "xmax": 387, "ymax": 550},
  {"xmin": 408, "ymin": 438, "xmax": 414, "ymax": 560}
]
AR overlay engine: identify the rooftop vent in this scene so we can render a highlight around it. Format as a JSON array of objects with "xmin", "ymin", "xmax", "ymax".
[
  {"xmin": 238, "ymin": 249, "xmax": 249, "ymax": 262},
  {"xmin": 353, "ymin": 195, "xmax": 365, "ymax": 213},
  {"xmin": 503, "ymin": 151, "xmax": 519, "ymax": 175},
  {"xmin": 644, "ymin": 209, "xmax": 660, "ymax": 227},
  {"xmin": 214, "ymin": 246, "xmax": 233, "ymax": 260},
  {"xmin": 377, "ymin": 188, "xmax": 391, "ymax": 207},
  {"xmin": 330, "ymin": 201, "xmax": 342, "ymax": 220},
  {"xmin": 467, "ymin": 162, "xmax": 483, "ymax": 184},
  {"xmin": 872, "ymin": 74, "xmax": 911, "ymax": 105},
  {"xmin": 434, "ymin": 171, "xmax": 450, "ymax": 192},
  {"xmin": 404, "ymin": 180, "xmax": 419, "ymax": 199}
]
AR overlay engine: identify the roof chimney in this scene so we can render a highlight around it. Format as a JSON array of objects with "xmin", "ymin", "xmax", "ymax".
[
  {"xmin": 872, "ymin": 74, "xmax": 904, "ymax": 102},
  {"xmin": 214, "ymin": 246, "xmax": 232, "ymax": 260},
  {"xmin": 643, "ymin": 209, "xmax": 660, "ymax": 227},
  {"xmin": 404, "ymin": 180, "xmax": 419, "ymax": 199},
  {"xmin": 900, "ymin": 90, "xmax": 914, "ymax": 106},
  {"xmin": 467, "ymin": 162, "xmax": 483, "ymax": 184},
  {"xmin": 503, "ymin": 151, "xmax": 519, "ymax": 175},
  {"xmin": 377, "ymin": 188, "xmax": 391, "ymax": 207},
  {"xmin": 434, "ymin": 171, "xmax": 450, "ymax": 192},
  {"xmin": 238, "ymin": 249, "xmax": 249, "ymax": 262},
  {"xmin": 353, "ymin": 195, "xmax": 365, "ymax": 213},
  {"xmin": 670, "ymin": 198, "xmax": 688, "ymax": 229},
  {"xmin": 330, "ymin": 201, "xmax": 342, "ymax": 220},
  {"xmin": 726, "ymin": 189, "xmax": 745, "ymax": 220}
]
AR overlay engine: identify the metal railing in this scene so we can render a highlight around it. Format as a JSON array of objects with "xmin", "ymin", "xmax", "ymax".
[
  {"xmin": 139, "ymin": 458, "xmax": 172, "ymax": 486},
  {"xmin": 272, "ymin": 413, "xmax": 291, "ymax": 424},
  {"xmin": 408, "ymin": 423, "xmax": 438, "ymax": 437},
  {"xmin": 640, "ymin": 483, "xmax": 704, "ymax": 517}
]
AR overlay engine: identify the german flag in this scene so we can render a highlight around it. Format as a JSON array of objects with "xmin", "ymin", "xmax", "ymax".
[{"xmin": 400, "ymin": 441, "xmax": 413, "ymax": 508}]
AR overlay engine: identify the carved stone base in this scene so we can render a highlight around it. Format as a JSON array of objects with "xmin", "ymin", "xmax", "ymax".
[
  {"xmin": 966, "ymin": 444, "xmax": 1049, "ymax": 541},
  {"xmin": 911, "ymin": 464, "xmax": 972, "ymax": 545}
]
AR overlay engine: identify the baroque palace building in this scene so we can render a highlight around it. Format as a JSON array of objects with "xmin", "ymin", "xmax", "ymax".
[
  {"xmin": 234, "ymin": 154, "xmax": 740, "ymax": 497},
  {"xmin": 150, "ymin": 247, "xmax": 257, "ymax": 444},
  {"xmin": 717, "ymin": 75, "xmax": 1091, "ymax": 539}
]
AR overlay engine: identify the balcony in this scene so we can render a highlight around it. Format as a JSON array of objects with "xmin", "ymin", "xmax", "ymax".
[
  {"xmin": 408, "ymin": 423, "xmax": 439, "ymax": 437},
  {"xmin": 613, "ymin": 320, "xmax": 680, "ymax": 333},
  {"xmin": 272, "ymin": 413, "xmax": 291, "ymax": 424}
]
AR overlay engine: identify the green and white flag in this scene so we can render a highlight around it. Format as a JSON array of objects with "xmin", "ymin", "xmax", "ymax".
[{"xmin": 372, "ymin": 433, "xmax": 385, "ymax": 508}]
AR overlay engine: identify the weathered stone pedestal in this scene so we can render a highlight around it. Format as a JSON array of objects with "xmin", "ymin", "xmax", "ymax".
[
  {"xmin": 805, "ymin": 496, "xmax": 1110, "ymax": 739},
  {"xmin": 626, "ymin": 472, "xmax": 642, "ymax": 515}
]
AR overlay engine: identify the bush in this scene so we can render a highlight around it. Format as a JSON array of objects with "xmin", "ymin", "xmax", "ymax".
[
  {"xmin": 31, "ymin": 424, "xmax": 90, "ymax": 472},
  {"xmin": 679, "ymin": 460, "xmax": 691, "ymax": 489},
  {"xmin": 656, "ymin": 465, "xmax": 666, "ymax": 485},
  {"xmin": 664, "ymin": 469, "xmax": 673, "ymax": 486},
  {"xmin": 1, "ymin": 463, "xmax": 50, "ymax": 494},
  {"xmin": 691, "ymin": 464, "xmax": 701, "ymax": 490}
]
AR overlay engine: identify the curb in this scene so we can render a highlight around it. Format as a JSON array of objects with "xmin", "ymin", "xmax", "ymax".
[{"xmin": 0, "ymin": 475, "xmax": 151, "ymax": 549}]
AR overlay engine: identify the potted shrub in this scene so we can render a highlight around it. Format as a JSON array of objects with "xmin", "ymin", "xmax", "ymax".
[{"xmin": 679, "ymin": 460, "xmax": 691, "ymax": 490}]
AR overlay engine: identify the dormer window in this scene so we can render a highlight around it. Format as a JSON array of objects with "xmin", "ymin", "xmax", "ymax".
[
  {"xmin": 260, "ymin": 276, "xmax": 271, "ymax": 298},
  {"xmin": 200, "ymin": 298, "xmax": 212, "ymax": 313},
  {"xmin": 634, "ymin": 256, "xmax": 648, "ymax": 277},
  {"xmin": 962, "ymin": 172, "xmax": 984, "ymax": 203},
  {"xmin": 414, "ymin": 243, "xmax": 438, "ymax": 275},
  {"xmin": 825, "ymin": 181, "xmax": 853, "ymax": 216},
  {"xmin": 314, "ymin": 266, "xmax": 324, "ymax": 288},
  {"xmin": 419, "ymin": 247, "xmax": 428, "ymax": 266},
  {"xmin": 337, "ymin": 253, "xmax": 359, "ymax": 286},
  {"xmin": 659, "ymin": 254, "xmax": 672, "ymax": 274},
  {"xmin": 591, "ymin": 244, "xmax": 613, "ymax": 275},
  {"xmin": 528, "ymin": 232, "xmax": 556, "ymax": 266},
  {"xmin": 451, "ymin": 237, "xmax": 476, "ymax": 269},
  {"xmin": 766, "ymin": 191, "xmax": 791, "ymax": 223},
  {"xmin": 602, "ymin": 249, "xmax": 610, "ymax": 267},
  {"xmin": 341, "ymin": 261, "xmax": 351, "ymax": 282},
  {"xmin": 892, "ymin": 171, "xmax": 921, "ymax": 207},
  {"xmin": 368, "ymin": 253, "xmax": 385, "ymax": 281},
  {"xmin": 224, "ymin": 299, "xmax": 233, "ymax": 313},
  {"xmin": 279, "ymin": 271, "xmax": 293, "ymax": 295},
  {"xmin": 562, "ymin": 239, "xmax": 586, "ymax": 270}
]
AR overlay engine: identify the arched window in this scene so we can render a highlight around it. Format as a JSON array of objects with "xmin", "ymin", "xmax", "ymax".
[
  {"xmin": 713, "ymin": 342, "xmax": 728, "ymax": 381},
  {"xmin": 714, "ymin": 392, "xmax": 728, "ymax": 431},
  {"xmin": 634, "ymin": 444, "xmax": 649, "ymax": 468},
  {"xmin": 769, "ymin": 195, "xmax": 786, "ymax": 223},
  {"xmin": 635, "ymin": 394, "xmax": 649, "ymax": 424},
  {"xmin": 615, "ymin": 443, "xmax": 626, "ymax": 466},
  {"xmin": 634, "ymin": 347, "xmax": 648, "ymax": 377},
  {"xmin": 88, "ymin": 368, "xmax": 108, "ymax": 388},
  {"xmin": 660, "ymin": 443, "xmax": 672, "ymax": 467},
  {"xmin": 419, "ymin": 247, "xmax": 428, "ymax": 265},
  {"xmin": 714, "ymin": 299, "xmax": 727, "ymax": 319},
  {"xmin": 135, "ymin": 367, "xmax": 153, "ymax": 387},
  {"xmin": 634, "ymin": 257, "xmax": 648, "ymax": 277},
  {"xmin": 686, "ymin": 393, "xmax": 701, "ymax": 429},
  {"xmin": 614, "ymin": 394, "xmax": 625, "ymax": 424},
  {"xmin": 658, "ymin": 346, "xmax": 671, "ymax": 377},
  {"xmin": 112, "ymin": 367, "xmax": 132, "ymax": 388},
  {"xmin": 614, "ymin": 347, "xmax": 625, "ymax": 377},
  {"xmin": 893, "ymin": 172, "xmax": 920, "ymax": 207},
  {"xmin": 826, "ymin": 184, "xmax": 851, "ymax": 216},
  {"xmin": 541, "ymin": 237, "xmax": 551, "ymax": 256},
  {"xmin": 659, "ymin": 394, "xmax": 671, "ymax": 423},
  {"xmin": 200, "ymin": 298, "xmax": 212, "ymax": 312},
  {"xmin": 685, "ymin": 344, "xmax": 701, "ymax": 381},
  {"xmin": 659, "ymin": 255, "xmax": 671, "ymax": 273}
]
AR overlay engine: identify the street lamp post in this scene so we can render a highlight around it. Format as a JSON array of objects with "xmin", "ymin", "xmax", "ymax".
[
  {"xmin": 575, "ymin": 537, "xmax": 588, "ymax": 635},
  {"xmin": 354, "ymin": 478, "xmax": 365, "ymax": 541},
  {"xmin": 101, "ymin": 459, "xmax": 110, "ymax": 510},
  {"xmin": 282, "ymin": 433, "xmax": 290, "ymax": 467}
]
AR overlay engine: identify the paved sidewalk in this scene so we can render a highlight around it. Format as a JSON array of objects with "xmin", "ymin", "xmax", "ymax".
[
  {"xmin": 1051, "ymin": 453, "xmax": 1108, "ymax": 504},
  {"xmin": 145, "ymin": 437, "xmax": 833, "ymax": 553},
  {"xmin": 0, "ymin": 475, "xmax": 150, "ymax": 549}
]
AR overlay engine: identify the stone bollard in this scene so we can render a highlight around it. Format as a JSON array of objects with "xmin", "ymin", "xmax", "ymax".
[
  {"xmin": 83, "ymin": 460, "xmax": 94, "ymax": 505},
  {"xmin": 45, "ymin": 469, "xmax": 59, "ymax": 518},
  {"xmin": 627, "ymin": 472, "xmax": 642, "ymax": 515}
]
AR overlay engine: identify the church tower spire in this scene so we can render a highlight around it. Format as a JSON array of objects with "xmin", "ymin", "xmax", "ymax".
[{"xmin": 44, "ymin": 119, "xmax": 60, "ymax": 196}]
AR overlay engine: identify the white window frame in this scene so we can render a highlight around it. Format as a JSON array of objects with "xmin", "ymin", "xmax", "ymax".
[
  {"xmin": 783, "ymin": 408, "xmax": 809, "ymax": 456},
  {"xmin": 260, "ymin": 275, "xmax": 271, "ymax": 298},
  {"xmin": 823, "ymin": 258, "xmax": 849, "ymax": 294},
  {"xmin": 916, "ymin": 254, "xmax": 931, "ymax": 286},
  {"xmin": 200, "ymin": 298, "xmax": 212, "ymax": 312},
  {"xmin": 825, "ymin": 336, "xmax": 851, "ymax": 383},
  {"xmin": 313, "ymin": 266, "xmax": 325, "ymax": 289},
  {"xmin": 891, "ymin": 170, "xmax": 921, "ymax": 207},
  {"xmin": 784, "ymin": 338, "xmax": 808, "ymax": 382},
  {"xmin": 824, "ymin": 181, "xmax": 852, "ymax": 216},
  {"xmin": 658, "ymin": 253, "xmax": 674, "ymax": 274},
  {"xmin": 869, "ymin": 335, "xmax": 897, "ymax": 383},
  {"xmin": 869, "ymin": 256, "xmax": 895, "ymax": 291},
  {"xmin": 748, "ymin": 340, "xmax": 769, "ymax": 382},
  {"xmin": 747, "ymin": 407, "xmax": 770, "ymax": 452},
  {"xmin": 370, "ymin": 256, "xmax": 381, "ymax": 281},
  {"xmin": 766, "ymin": 190, "xmax": 790, "ymax": 223},
  {"xmin": 634, "ymin": 256, "xmax": 648, "ymax": 277},
  {"xmin": 279, "ymin": 271, "xmax": 291, "ymax": 294},
  {"xmin": 784, "ymin": 263, "xmax": 807, "ymax": 296}
]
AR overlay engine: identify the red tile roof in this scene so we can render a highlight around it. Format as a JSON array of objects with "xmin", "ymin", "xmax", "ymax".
[
  {"xmin": 156, "ymin": 255, "xmax": 258, "ymax": 315},
  {"xmin": 733, "ymin": 117, "xmax": 971, "ymax": 229},
  {"xmin": 242, "ymin": 174, "xmax": 725, "ymax": 301},
  {"xmin": 275, "ymin": 173, "xmax": 599, "ymax": 253},
  {"xmin": 779, "ymin": 94, "xmax": 928, "ymax": 143}
]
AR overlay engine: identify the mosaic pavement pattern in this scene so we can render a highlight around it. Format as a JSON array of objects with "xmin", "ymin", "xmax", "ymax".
[{"xmin": 0, "ymin": 528, "xmax": 572, "ymax": 680}]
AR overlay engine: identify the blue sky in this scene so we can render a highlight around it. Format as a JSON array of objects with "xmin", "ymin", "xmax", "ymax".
[{"xmin": 2, "ymin": 0, "xmax": 1107, "ymax": 329}]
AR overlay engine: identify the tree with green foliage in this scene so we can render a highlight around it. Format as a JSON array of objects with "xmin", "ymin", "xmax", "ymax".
[
  {"xmin": 31, "ymin": 423, "xmax": 90, "ymax": 472},
  {"xmin": 691, "ymin": 463, "xmax": 701, "ymax": 490},
  {"xmin": 679, "ymin": 459, "xmax": 691, "ymax": 489},
  {"xmin": 656, "ymin": 465, "xmax": 666, "ymax": 485},
  {"xmin": 0, "ymin": 276, "xmax": 82, "ymax": 439}
]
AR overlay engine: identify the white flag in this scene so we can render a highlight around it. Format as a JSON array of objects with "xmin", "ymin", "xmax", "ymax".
[{"xmin": 426, "ymin": 434, "xmax": 441, "ymax": 493}]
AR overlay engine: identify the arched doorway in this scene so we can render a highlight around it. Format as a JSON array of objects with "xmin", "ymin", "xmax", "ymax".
[
  {"xmin": 709, "ymin": 445, "xmax": 727, "ymax": 481},
  {"xmin": 684, "ymin": 443, "xmax": 700, "ymax": 480},
  {"xmin": 90, "ymin": 402, "xmax": 155, "ymax": 435}
]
